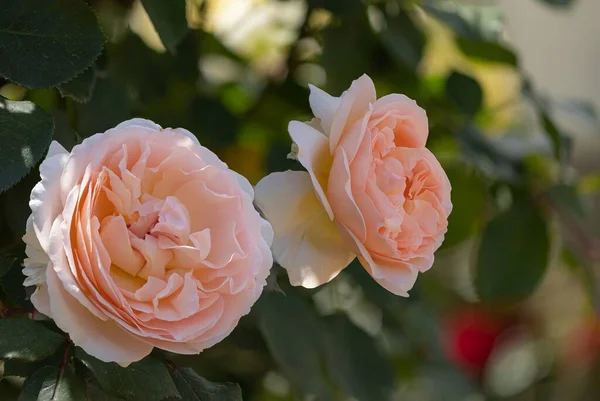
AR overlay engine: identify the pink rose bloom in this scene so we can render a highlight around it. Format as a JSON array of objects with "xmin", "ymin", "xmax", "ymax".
[
  {"xmin": 22, "ymin": 119, "xmax": 273, "ymax": 366},
  {"xmin": 255, "ymin": 75, "xmax": 451, "ymax": 296}
]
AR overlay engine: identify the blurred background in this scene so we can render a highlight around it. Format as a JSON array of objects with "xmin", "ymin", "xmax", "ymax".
[{"xmin": 2, "ymin": 0, "xmax": 600, "ymax": 399}]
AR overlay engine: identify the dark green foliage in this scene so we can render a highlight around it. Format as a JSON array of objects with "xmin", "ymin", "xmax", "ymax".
[
  {"xmin": 0, "ymin": 0, "xmax": 104, "ymax": 89},
  {"xmin": 0, "ymin": 98, "xmax": 53, "ymax": 192},
  {"xmin": 77, "ymin": 352, "xmax": 181, "ymax": 401},
  {"xmin": 475, "ymin": 193, "xmax": 550, "ymax": 304},
  {"xmin": 0, "ymin": 319, "xmax": 65, "ymax": 362},
  {"xmin": 446, "ymin": 71, "xmax": 483, "ymax": 116},
  {"xmin": 168, "ymin": 366, "xmax": 242, "ymax": 401},
  {"xmin": 19, "ymin": 365, "xmax": 86, "ymax": 401}
]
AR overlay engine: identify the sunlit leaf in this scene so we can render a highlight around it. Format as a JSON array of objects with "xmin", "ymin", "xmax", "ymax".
[
  {"xmin": 141, "ymin": 0, "xmax": 188, "ymax": 53},
  {"xmin": 0, "ymin": 97, "xmax": 53, "ymax": 192}
]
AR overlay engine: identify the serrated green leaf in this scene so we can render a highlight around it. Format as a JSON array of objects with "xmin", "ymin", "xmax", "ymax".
[
  {"xmin": 57, "ymin": 66, "xmax": 97, "ymax": 103},
  {"xmin": 19, "ymin": 365, "xmax": 85, "ymax": 401},
  {"xmin": 141, "ymin": 0, "xmax": 188, "ymax": 53},
  {"xmin": 446, "ymin": 71, "xmax": 483, "ymax": 116},
  {"xmin": 169, "ymin": 366, "xmax": 241, "ymax": 401},
  {"xmin": 77, "ymin": 351, "xmax": 180, "ymax": 401},
  {"xmin": 0, "ymin": 0, "xmax": 105, "ymax": 89},
  {"xmin": 322, "ymin": 314, "xmax": 396, "ymax": 401},
  {"xmin": 257, "ymin": 292, "xmax": 334, "ymax": 400},
  {"xmin": 475, "ymin": 194, "xmax": 549, "ymax": 304},
  {"xmin": 0, "ymin": 98, "xmax": 53, "ymax": 192},
  {"xmin": 0, "ymin": 319, "xmax": 65, "ymax": 362}
]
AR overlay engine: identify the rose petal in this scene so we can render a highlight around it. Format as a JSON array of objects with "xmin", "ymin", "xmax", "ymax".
[{"xmin": 255, "ymin": 171, "xmax": 355, "ymax": 288}]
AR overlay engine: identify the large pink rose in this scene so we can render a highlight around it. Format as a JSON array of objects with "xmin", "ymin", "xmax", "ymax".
[
  {"xmin": 22, "ymin": 119, "xmax": 273, "ymax": 366},
  {"xmin": 255, "ymin": 75, "xmax": 451, "ymax": 296}
]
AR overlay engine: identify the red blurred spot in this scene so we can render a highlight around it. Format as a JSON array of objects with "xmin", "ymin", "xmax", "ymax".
[{"xmin": 444, "ymin": 308, "xmax": 510, "ymax": 376}]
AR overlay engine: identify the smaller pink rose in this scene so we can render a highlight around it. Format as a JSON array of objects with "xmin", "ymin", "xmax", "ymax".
[{"xmin": 255, "ymin": 75, "xmax": 452, "ymax": 296}]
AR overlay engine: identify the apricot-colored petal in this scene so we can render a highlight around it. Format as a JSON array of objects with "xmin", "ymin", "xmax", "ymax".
[
  {"xmin": 255, "ymin": 171, "xmax": 355, "ymax": 288},
  {"xmin": 47, "ymin": 267, "xmax": 152, "ymax": 366},
  {"xmin": 288, "ymin": 121, "xmax": 334, "ymax": 219}
]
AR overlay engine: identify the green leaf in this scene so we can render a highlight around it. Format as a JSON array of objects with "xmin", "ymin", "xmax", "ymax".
[
  {"xmin": 380, "ymin": 10, "xmax": 426, "ymax": 72},
  {"xmin": 168, "ymin": 366, "xmax": 242, "ymax": 401},
  {"xmin": 76, "ymin": 77, "xmax": 131, "ymax": 138},
  {"xmin": 456, "ymin": 38, "xmax": 518, "ymax": 66},
  {"xmin": 257, "ymin": 292, "xmax": 334, "ymax": 400},
  {"xmin": 442, "ymin": 163, "xmax": 487, "ymax": 248},
  {"xmin": 57, "ymin": 66, "xmax": 97, "ymax": 103},
  {"xmin": 0, "ymin": 98, "xmax": 53, "ymax": 192},
  {"xmin": 421, "ymin": 4, "xmax": 479, "ymax": 40},
  {"xmin": 0, "ymin": 255, "xmax": 16, "ymax": 278},
  {"xmin": 141, "ymin": 0, "xmax": 188, "ymax": 53},
  {"xmin": 320, "ymin": 0, "xmax": 376, "ymax": 94},
  {"xmin": 540, "ymin": 111, "xmax": 567, "ymax": 162},
  {"xmin": 446, "ymin": 71, "xmax": 483, "ymax": 116},
  {"xmin": 77, "ymin": 351, "xmax": 180, "ymax": 401},
  {"xmin": 0, "ymin": 319, "xmax": 65, "ymax": 362},
  {"xmin": 475, "ymin": 193, "xmax": 550, "ymax": 304},
  {"xmin": 538, "ymin": 0, "xmax": 576, "ymax": 7},
  {"xmin": 0, "ymin": 0, "xmax": 105, "ymax": 89},
  {"xmin": 322, "ymin": 314, "xmax": 396, "ymax": 401},
  {"xmin": 85, "ymin": 383, "xmax": 126, "ymax": 401},
  {"xmin": 19, "ymin": 365, "xmax": 86, "ymax": 401}
]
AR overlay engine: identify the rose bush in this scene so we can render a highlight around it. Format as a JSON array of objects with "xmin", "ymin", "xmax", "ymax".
[
  {"xmin": 255, "ymin": 74, "xmax": 452, "ymax": 296},
  {"xmin": 22, "ymin": 119, "xmax": 273, "ymax": 366}
]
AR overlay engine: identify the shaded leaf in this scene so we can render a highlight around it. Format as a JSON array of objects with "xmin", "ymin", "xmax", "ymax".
[
  {"xmin": 380, "ymin": 9, "xmax": 425, "ymax": 72},
  {"xmin": 442, "ymin": 163, "xmax": 487, "ymax": 248},
  {"xmin": 320, "ymin": 0, "xmax": 376, "ymax": 93},
  {"xmin": 322, "ymin": 314, "xmax": 396, "ymax": 401},
  {"xmin": 85, "ymin": 382, "xmax": 126, "ymax": 401},
  {"xmin": 475, "ymin": 193, "xmax": 549, "ymax": 304},
  {"xmin": 76, "ymin": 77, "xmax": 131, "ymax": 138},
  {"xmin": 141, "ymin": 0, "xmax": 188, "ymax": 53},
  {"xmin": 0, "ymin": 98, "xmax": 53, "ymax": 192},
  {"xmin": 0, "ymin": 255, "xmax": 16, "ymax": 278},
  {"xmin": 0, "ymin": 319, "xmax": 65, "ymax": 362},
  {"xmin": 456, "ymin": 39, "xmax": 518, "ymax": 66},
  {"xmin": 58, "ymin": 66, "xmax": 97, "ymax": 103},
  {"xmin": 168, "ymin": 366, "xmax": 242, "ymax": 401},
  {"xmin": 19, "ymin": 365, "xmax": 85, "ymax": 401},
  {"xmin": 77, "ymin": 351, "xmax": 180, "ymax": 401},
  {"xmin": 0, "ymin": 0, "xmax": 104, "ymax": 89},
  {"xmin": 257, "ymin": 292, "xmax": 334, "ymax": 400},
  {"xmin": 446, "ymin": 71, "xmax": 483, "ymax": 116},
  {"xmin": 538, "ymin": 0, "xmax": 576, "ymax": 7}
]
